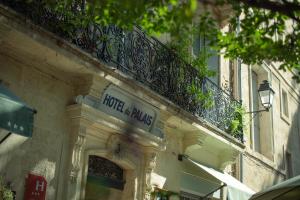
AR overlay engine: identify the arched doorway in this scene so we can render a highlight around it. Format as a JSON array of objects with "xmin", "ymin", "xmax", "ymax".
[{"xmin": 85, "ymin": 155, "xmax": 125, "ymax": 200}]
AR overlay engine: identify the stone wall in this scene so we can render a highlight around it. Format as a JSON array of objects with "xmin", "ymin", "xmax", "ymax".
[
  {"xmin": 0, "ymin": 53, "xmax": 75, "ymax": 199},
  {"xmin": 240, "ymin": 61, "xmax": 300, "ymax": 192},
  {"xmin": 243, "ymin": 153, "xmax": 285, "ymax": 192}
]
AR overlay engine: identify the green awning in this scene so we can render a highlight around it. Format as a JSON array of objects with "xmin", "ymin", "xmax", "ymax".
[
  {"xmin": 249, "ymin": 175, "xmax": 300, "ymax": 200},
  {"xmin": 0, "ymin": 84, "xmax": 36, "ymax": 137}
]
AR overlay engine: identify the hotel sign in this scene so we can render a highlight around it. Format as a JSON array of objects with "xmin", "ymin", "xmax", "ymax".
[
  {"xmin": 98, "ymin": 85, "xmax": 158, "ymax": 134},
  {"xmin": 24, "ymin": 173, "xmax": 47, "ymax": 200}
]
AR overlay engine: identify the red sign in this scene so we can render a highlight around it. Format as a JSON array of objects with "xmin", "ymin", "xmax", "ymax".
[{"xmin": 24, "ymin": 173, "xmax": 47, "ymax": 200}]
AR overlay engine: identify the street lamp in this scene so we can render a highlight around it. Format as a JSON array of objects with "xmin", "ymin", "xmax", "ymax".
[{"xmin": 248, "ymin": 80, "xmax": 275, "ymax": 113}]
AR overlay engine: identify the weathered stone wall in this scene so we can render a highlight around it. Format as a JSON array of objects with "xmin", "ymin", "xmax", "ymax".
[
  {"xmin": 0, "ymin": 53, "xmax": 75, "ymax": 199},
  {"xmin": 243, "ymin": 153, "xmax": 285, "ymax": 192},
  {"xmin": 154, "ymin": 128, "xmax": 183, "ymax": 192},
  {"xmin": 240, "ymin": 62, "xmax": 300, "ymax": 192},
  {"xmin": 218, "ymin": 40, "xmax": 300, "ymax": 191}
]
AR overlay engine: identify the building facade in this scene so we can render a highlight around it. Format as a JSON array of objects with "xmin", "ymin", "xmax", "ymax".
[
  {"xmin": 239, "ymin": 61, "xmax": 300, "ymax": 191},
  {"xmin": 0, "ymin": 1, "xmax": 299, "ymax": 200}
]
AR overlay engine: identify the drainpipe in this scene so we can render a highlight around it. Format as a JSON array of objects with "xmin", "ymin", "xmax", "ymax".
[
  {"xmin": 238, "ymin": 57, "xmax": 243, "ymax": 183},
  {"xmin": 237, "ymin": 15, "xmax": 244, "ymax": 183}
]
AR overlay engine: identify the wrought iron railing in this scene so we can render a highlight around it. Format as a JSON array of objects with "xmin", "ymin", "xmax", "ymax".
[{"xmin": 1, "ymin": 0, "xmax": 243, "ymax": 142}]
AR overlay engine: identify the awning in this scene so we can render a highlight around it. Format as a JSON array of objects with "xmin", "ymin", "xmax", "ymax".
[
  {"xmin": 249, "ymin": 175, "xmax": 300, "ymax": 200},
  {"xmin": 183, "ymin": 156, "xmax": 254, "ymax": 200},
  {"xmin": 0, "ymin": 84, "xmax": 36, "ymax": 137},
  {"xmin": 180, "ymin": 171, "xmax": 221, "ymax": 198}
]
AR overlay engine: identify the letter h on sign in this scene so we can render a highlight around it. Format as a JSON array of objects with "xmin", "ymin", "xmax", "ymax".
[{"xmin": 36, "ymin": 180, "xmax": 45, "ymax": 192}]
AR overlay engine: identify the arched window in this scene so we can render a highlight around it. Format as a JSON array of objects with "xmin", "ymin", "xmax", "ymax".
[{"xmin": 87, "ymin": 155, "xmax": 125, "ymax": 190}]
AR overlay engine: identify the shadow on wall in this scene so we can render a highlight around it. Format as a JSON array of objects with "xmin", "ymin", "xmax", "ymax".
[{"xmin": 285, "ymin": 96, "xmax": 300, "ymax": 177}]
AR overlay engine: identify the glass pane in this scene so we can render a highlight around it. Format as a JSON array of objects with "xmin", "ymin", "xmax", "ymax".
[
  {"xmin": 286, "ymin": 152, "xmax": 293, "ymax": 178},
  {"xmin": 282, "ymin": 90, "xmax": 289, "ymax": 117},
  {"xmin": 192, "ymin": 35, "xmax": 219, "ymax": 85},
  {"xmin": 206, "ymin": 39, "xmax": 219, "ymax": 85},
  {"xmin": 259, "ymin": 90, "xmax": 271, "ymax": 108}
]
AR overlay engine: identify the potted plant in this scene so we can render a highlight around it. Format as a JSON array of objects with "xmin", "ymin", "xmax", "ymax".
[{"xmin": 0, "ymin": 177, "xmax": 13, "ymax": 200}]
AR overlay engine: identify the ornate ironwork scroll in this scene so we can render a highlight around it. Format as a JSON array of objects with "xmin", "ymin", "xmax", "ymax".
[
  {"xmin": 88, "ymin": 156, "xmax": 123, "ymax": 181},
  {"xmin": 88, "ymin": 155, "xmax": 123, "ymax": 182},
  {"xmin": 1, "ymin": 0, "xmax": 243, "ymax": 142},
  {"xmin": 87, "ymin": 155, "xmax": 125, "ymax": 190}
]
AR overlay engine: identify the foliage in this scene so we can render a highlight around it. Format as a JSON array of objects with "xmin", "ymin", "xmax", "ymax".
[
  {"xmin": 228, "ymin": 104, "xmax": 246, "ymax": 136},
  {"xmin": 40, "ymin": 0, "xmax": 300, "ymax": 81},
  {"xmin": 166, "ymin": 21, "xmax": 216, "ymax": 109},
  {"xmin": 187, "ymin": 82, "xmax": 214, "ymax": 109},
  {"xmin": 43, "ymin": 0, "xmax": 197, "ymax": 36},
  {"xmin": 151, "ymin": 188, "xmax": 179, "ymax": 200},
  {"xmin": 216, "ymin": 0, "xmax": 300, "ymax": 82},
  {"xmin": 0, "ymin": 177, "xmax": 13, "ymax": 200}
]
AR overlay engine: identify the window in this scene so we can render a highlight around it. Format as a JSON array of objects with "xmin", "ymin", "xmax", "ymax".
[
  {"xmin": 286, "ymin": 151, "xmax": 293, "ymax": 179},
  {"xmin": 192, "ymin": 34, "xmax": 219, "ymax": 85},
  {"xmin": 279, "ymin": 145, "xmax": 286, "ymax": 170},
  {"xmin": 249, "ymin": 66, "xmax": 274, "ymax": 160},
  {"xmin": 281, "ymin": 88, "xmax": 290, "ymax": 121},
  {"xmin": 85, "ymin": 156, "xmax": 125, "ymax": 200},
  {"xmin": 228, "ymin": 60, "xmax": 237, "ymax": 97}
]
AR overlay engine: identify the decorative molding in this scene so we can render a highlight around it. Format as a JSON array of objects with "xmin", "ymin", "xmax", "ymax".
[
  {"xmin": 70, "ymin": 126, "xmax": 86, "ymax": 182},
  {"xmin": 144, "ymin": 152, "xmax": 157, "ymax": 200},
  {"xmin": 67, "ymin": 103, "xmax": 166, "ymax": 150}
]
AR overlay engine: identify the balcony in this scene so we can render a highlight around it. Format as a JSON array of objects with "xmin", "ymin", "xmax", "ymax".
[{"xmin": 0, "ymin": 0, "xmax": 243, "ymax": 143}]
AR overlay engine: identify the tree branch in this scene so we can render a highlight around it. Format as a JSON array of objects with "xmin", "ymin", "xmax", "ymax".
[{"xmin": 238, "ymin": 0, "xmax": 300, "ymax": 23}]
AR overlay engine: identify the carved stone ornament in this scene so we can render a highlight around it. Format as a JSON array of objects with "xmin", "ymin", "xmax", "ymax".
[
  {"xmin": 106, "ymin": 135, "xmax": 125, "ymax": 161},
  {"xmin": 70, "ymin": 126, "xmax": 86, "ymax": 182},
  {"xmin": 144, "ymin": 153, "xmax": 157, "ymax": 200}
]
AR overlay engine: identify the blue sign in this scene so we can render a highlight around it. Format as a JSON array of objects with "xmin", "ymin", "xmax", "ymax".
[
  {"xmin": 98, "ymin": 85, "xmax": 158, "ymax": 133},
  {"xmin": 102, "ymin": 94, "xmax": 154, "ymax": 127}
]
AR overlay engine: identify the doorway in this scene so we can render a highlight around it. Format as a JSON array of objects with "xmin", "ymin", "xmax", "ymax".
[{"xmin": 85, "ymin": 155, "xmax": 125, "ymax": 200}]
